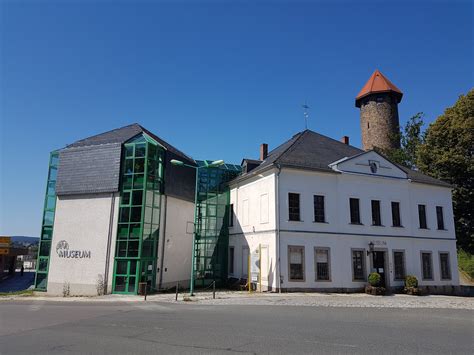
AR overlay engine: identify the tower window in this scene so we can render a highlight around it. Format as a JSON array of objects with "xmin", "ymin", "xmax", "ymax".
[
  {"xmin": 367, "ymin": 122, "xmax": 370, "ymax": 129},
  {"xmin": 376, "ymin": 96, "xmax": 383, "ymax": 102}
]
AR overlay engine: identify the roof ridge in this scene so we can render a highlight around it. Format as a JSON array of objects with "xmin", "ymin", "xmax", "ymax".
[
  {"xmin": 273, "ymin": 130, "xmax": 308, "ymax": 164},
  {"xmin": 67, "ymin": 123, "xmax": 142, "ymax": 147}
]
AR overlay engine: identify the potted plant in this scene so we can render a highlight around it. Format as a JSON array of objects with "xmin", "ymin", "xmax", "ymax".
[
  {"xmin": 404, "ymin": 275, "xmax": 421, "ymax": 295},
  {"xmin": 365, "ymin": 272, "xmax": 386, "ymax": 295}
]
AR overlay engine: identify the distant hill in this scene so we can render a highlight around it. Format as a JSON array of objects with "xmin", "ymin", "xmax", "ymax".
[{"xmin": 10, "ymin": 236, "xmax": 39, "ymax": 247}]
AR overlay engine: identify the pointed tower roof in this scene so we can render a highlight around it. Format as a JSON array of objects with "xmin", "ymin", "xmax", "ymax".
[{"xmin": 355, "ymin": 70, "xmax": 403, "ymax": 107}]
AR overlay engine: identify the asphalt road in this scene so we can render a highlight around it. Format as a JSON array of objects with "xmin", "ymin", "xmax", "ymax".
[{"xmin": 0, "ymin": 300, "xmax": 472, "ymax": 354}]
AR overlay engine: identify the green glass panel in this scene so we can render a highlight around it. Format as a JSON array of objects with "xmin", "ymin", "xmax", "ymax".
[
  {"xmin": 135, "ymin": 143, "xmax": 146, "ymax": 157},
  {"xmin": 119, "ymin": 208, "xmax": 130, "ymax": 223},
  {"xmin": 148, "ymin": 143, "xmax": 157, "ymax": 159},
  {"xmin": 134, "ymin": 158, "xmax": 145, "ymax": 173},
  {"xmin": 130, "ymin": 207, "xmax": 141, "ymax": 223},
  {"xmin": 124, "ymin": 159, "xmax": 133, "ymax": 174},
  {"xmin": 38, "ymin": 258, "xmax": 49, "ymax": 272},
  {"xmin": 43, "ymin": 211, "xmax": 54, "ymax": 226},
  {"xmin": 116, "ymin": 260, "xmax": 128, "ymax": 274},
  {"xmin": 35, "ymin": 273, "xmax": 48, "ymax": 289},
  {"xmin": 114, "ymin": 276, "xmax": 126, "ymax": 292},
  {"xmin": 129, "ymin": 224, "xmax": 141, "ymax": 238},
  {"xmin": 45, "ymin": 195, "xmax": 56, "ymax": 210},
  {"xmin": 132, "ymin": 190, "xmax": 143, "ymax": 206},
  {"xmin": 122, "ymin": 191, "xmax": 131, "ymax": 205},
  {"xmin": 117, "ymin": 241, "xmax": 127, "ymax": 257},
  {"xmin": 49, "ymin": 167, "xmax": 58, "ymax": 181},
  {"xmin": 123, "ymin": 176, "xmax": 133, "ymax": 190},
  {"xmin": 125, "ymin": 145, "xmax": 133, "ymax": 158},
  {"xmin": 118, "ymin": 224, "xmax": 129, "ymax": 239},
  {"xmin": 39, "ymin": 241, "xmax": 51, "ymax": 257},
  {"xmin": 127, "ymin": 241, "xmax": 139, "ymax": 257},
  {"xmin": 133, "ymin": 174, "xmax": 144, "ymax": 189},
  {"xmin": 42, "ymin": 227, "xmax": 53, "ymax": 240},
  {"xmin": 128, "ymin": 277, "xmax": 136, "ymax": 293},
  {"xmin": 144, "ymin": 208, "xmax": 152, "ymax": 224},
  {"xmin": 129, "ymin": 260, "xmax": 137, "ymax": 274}
]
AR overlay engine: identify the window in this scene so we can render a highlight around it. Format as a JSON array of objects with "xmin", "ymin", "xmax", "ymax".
[
  {"xmin": 288, "ymin": 246, "xmax": 305, "ymax": 281},
  {"xmin": 393, "ymin": 251, "xmax": 406, "ymax": 280},
  {"xmin": 229, "ymin": 247, "xmax": 234, "ymax": 274},
  {"xmin": 315, "ymin": 248, "xmax": 330, "ymax": 281},
  {"xmin": 439, "ymin": 253, "xmax": 451, "ymax": 280},
  {"xmin": 391, "ymin": 201, "xmax": 401, "ymax": 227},
  {"xmin": 288, "ymin": 193, "xmax": 300, "ymax": 221},
  {"xmin": 229, "ymin": 204, "xmax": 234, "ymax": 227},
  {"xmin": 371, "ymin": 200, "xmax": 381, "ymax": 226},
  {"xmin": 418, "ymin": 204, "xmax": 427, "ymax": 229},
  {"xmin": 436, "ymin": 206, "xmax": 445, "ymax": 230},
  {"xmin": 313, "ymin": 195, "xmax": 325, "ymax": 223},
  {"xmin": 349, "ymin": 198, "xmax": 361, "ymax": 224},
  {"xmin": 352, "ymin": 249, "xmax": 366, "ymax": 281},
  {"xmin": 421, "ymin": 252, "xmax": 433, "ymax": 280}
]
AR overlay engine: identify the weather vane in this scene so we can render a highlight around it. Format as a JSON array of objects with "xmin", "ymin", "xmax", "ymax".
[{"xmin": 302, "ymin": 102, "xmax": 310, "ymax": 130}]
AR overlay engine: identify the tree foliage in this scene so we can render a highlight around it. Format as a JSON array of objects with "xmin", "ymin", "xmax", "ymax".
[
  {"xmin": 418, "ymin": 90, "xmax": 474, "ymax": 253},
  {"xmin": 382, "ymin": 113, "xmax": 425, "ymax": 169}
]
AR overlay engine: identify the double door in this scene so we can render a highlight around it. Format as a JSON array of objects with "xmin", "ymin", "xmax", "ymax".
[{"xmin": 113, "ymin": 259, "xmax": 138, "ymax": 294}]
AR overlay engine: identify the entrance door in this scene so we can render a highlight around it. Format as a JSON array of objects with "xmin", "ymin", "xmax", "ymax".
[
  {"xmin": 113, "ymin": 259, "xmax": 138, "ymax": 294},
  {"xmin": 372, "ymin": 251, "xmax": 386, "ymax": 287}
]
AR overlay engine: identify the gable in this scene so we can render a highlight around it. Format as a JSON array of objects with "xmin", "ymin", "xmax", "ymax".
[{"xmin": 329, "ymin": 151, "xmax": 408, "ymax": 179}]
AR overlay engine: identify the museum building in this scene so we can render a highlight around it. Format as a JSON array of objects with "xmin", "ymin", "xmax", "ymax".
[{"xmin": 35, "ymin": 70, "xmax": 460, "ymax": 295}]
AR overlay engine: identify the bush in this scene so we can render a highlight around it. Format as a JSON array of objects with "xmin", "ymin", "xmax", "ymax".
[
  {"xmin": 458, "ymin": 250, "xmax": 474, "ymax": 279},
  {"xmin": 405, "ymin": 275, "xmax": 418, "ymax": 288},
  {"xmin": 368, "ymin": 272, "xmax": 381, "ymax": 287}
]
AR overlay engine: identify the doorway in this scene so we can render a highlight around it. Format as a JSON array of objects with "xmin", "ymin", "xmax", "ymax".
[
  {"xmin": 113, "ymin": 259, "xmax": 138, "ymax": 294},
  {"xmin": 372, "ymin": 251, "xmax": 388, "ymax": 287}
]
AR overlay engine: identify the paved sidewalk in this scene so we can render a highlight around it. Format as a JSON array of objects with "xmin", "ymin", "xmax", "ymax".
[
  {"xmin": 1, "ymin": 290, "xmax": 473, "ymax": 310},
  {"xmin": 0, "ymin": 271, "xmax": 35, "ymax": 293}
]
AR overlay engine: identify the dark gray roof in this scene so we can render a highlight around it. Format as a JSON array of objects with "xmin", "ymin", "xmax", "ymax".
[
  {"xmin": 56, "ymin": 143, "xmax": 122, "ymax": 196},
  {"xmin": 233, "ymin": 129, "xmax": 451, "ymax": 188},
  {"xmin": 56, "ymin": 123, "xmax": 197, "ymax": 199},
  {"xmin": 67, "ymin": 123, "xmax": 194, "ymax": 164}
]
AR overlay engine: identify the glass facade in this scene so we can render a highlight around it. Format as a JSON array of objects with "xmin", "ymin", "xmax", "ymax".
[
  {"xmin": 112, "ymin": 134, "xmax": 164, "ymax": 294},
  {"xmin": 193, "ymin": 161, "xmax": 241, "ymax": 287},
  {"xmin": 34, "ymin": 151, "xmax": 59, "ymax": 290}
]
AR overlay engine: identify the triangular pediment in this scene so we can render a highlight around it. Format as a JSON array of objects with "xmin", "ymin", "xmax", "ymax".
[{"xmin": 329, "ymin": 151, "xmax": 408, "ymax": 179}]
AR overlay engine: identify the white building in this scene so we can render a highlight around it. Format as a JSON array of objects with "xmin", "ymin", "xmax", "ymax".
[{"xmin": 227, "ymin": 70, "xmax": 459, "ymax": 292}]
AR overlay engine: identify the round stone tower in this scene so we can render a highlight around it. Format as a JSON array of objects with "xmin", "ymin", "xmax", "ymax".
[{"xmin": 355, "ymin": 70, "xmax": 403, "ymax": 151}]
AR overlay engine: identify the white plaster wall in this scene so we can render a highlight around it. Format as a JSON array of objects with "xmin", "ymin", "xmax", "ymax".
[
  {"xmin": 159, "ymin": 196, "xmax": 194, "ymax": 288},
  {"xmin": 278, "ymin": 168, "xmax": 456, "ymax": 241},
  {"xmin": 279, "ymin": 232, "xmax": 459, "ymax": 290},
  {"xmin": 47, "ymin": 193, "xmax": 119, "ymax": 296},
  {"xmin": 229, "ymin": 232, "xmax": 278, "ymax": 290},
  {"xmin": 229, "ymin": 171, "xmax": 276, "ymax": 235}
]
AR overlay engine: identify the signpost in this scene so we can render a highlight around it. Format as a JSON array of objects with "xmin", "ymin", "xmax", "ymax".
[{"xmin": 249, "ymin": 244, "xmax": 262, "ymax": 292}]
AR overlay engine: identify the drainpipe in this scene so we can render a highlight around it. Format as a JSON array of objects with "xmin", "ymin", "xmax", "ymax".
[
  {"xmin": 275, "ymin": 164, "xmax": 282, "ymax": 293},
  {"xmin": 158, "ymin": 194, "xmax": 168, "ymax": 290},
  {"xmin": 104, "ymin": 192, "xmax": 116, "ymax": 294}
]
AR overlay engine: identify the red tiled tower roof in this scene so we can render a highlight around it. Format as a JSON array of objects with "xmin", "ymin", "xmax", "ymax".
[{"xmin": 355, "ymin": 70, "xmax": 403, "ymax": 107}]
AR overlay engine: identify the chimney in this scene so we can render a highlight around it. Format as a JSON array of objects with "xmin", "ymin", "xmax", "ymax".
[
  {"xmin": 260, "ymin": 143, "xmax": 268, "ymax": 160},
  {"xmin": 341, "ymin": 136, "xmax": 350, "ymax": 145}
]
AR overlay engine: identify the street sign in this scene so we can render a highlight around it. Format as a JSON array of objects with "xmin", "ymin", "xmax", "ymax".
[{"xmin": 250, "ymin": 248, "xmax": 260, "ymax": 283}]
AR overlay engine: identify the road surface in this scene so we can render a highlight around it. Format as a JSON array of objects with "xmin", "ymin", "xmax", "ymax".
[{"xmin": 0, "ymin": 300, "xmax": 472, "ymax": 354}]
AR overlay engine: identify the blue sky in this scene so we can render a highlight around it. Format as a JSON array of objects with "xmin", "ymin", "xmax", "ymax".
[{"xmin": 1, "ymin": 0, "xmax": 472, "ymax": 236}]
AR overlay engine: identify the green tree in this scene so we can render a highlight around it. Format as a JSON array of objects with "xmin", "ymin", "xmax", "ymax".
[
  {"xmin": 418, "ymin": 90, "xmax": 474, "ymax": 253},
  {"xmin": 383, "ymin": 113, "xmax": 425, "ymax": 169}
]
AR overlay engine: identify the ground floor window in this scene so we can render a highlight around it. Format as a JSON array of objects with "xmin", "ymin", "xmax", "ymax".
[
  {"xmin": 421, "ymin": 252, "xmax": 433, "ymax": 280},
  {"xmin": 288, "ymin": 246, "xmax": 305, "ymax": 281},
  {"xmin": 314, "ymin": 247, "xmax": 330, "ymax": 281},
  {"xmin": 229, "ymin": 247, "xmax": 234, "ymax": 275},
  {"xmin": 352, "ymin": 249, "xmax": 366, "ymax": 281},
  {"xmin": 439, "ymin": 252, "xmax": 451, "ymax": 280},
  {"xmin": 393, "ymin": 251, "xmax": 406, "ymax": 281}
]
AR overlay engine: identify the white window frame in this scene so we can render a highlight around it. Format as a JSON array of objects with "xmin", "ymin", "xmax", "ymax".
[
  {"xmin": 288, "ymin": 245, "xmax": 305, "ymax": 282},
  {"xmin": 314, "ymin": 247, "xmax": 331, "ymax": 282}
]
